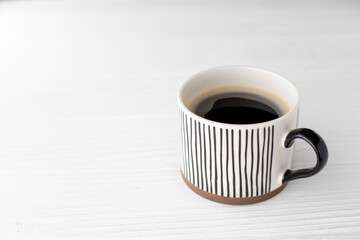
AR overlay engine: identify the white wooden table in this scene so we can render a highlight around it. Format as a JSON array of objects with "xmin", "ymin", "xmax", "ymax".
[{"xmin": 0, "ymin": 0, "xmax": 359, "ymax": 238}]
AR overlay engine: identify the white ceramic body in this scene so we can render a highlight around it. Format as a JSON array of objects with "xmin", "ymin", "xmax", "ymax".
[{"xmin": 178, "ymin": 66, "xmax": 300, "ymax": 198}]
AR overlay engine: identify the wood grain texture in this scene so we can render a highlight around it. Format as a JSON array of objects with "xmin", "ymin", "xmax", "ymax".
[{"xmin": 0, "ymin": 0, "xmax": 359, "ymax": 238}]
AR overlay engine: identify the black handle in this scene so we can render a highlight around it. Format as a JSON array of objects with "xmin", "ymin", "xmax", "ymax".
[{"xmin": 282, "ymin": 128, "xmax": 328, "ymax": 184}]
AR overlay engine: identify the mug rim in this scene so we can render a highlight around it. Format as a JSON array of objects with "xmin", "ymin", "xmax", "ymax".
[{"xmin": 177, "ymin": 65, "xmax": 300, "ymax": 128}]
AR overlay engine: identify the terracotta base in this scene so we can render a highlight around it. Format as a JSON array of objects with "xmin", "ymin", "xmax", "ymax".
[{"xmin": 181, "ymin": 172, "xmax": 287, "ymax": 205}]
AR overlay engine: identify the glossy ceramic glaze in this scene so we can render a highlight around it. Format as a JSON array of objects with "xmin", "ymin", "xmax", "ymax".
[{"xmin": 178, "ymin": 66, "xmax": 328, "ymax": 204}]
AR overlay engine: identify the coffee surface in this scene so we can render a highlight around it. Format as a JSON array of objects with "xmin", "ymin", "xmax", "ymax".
[{"xmin": 193, "ymin": 92, "xmax": 282, "ymax": 124}]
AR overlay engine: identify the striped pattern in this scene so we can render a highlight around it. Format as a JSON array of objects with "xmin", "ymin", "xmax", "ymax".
[{"xmin": 180, "ymin": 109, "xmax": 275, "ymax": 198}]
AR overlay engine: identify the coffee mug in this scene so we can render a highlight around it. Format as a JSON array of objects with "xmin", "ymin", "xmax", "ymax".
[{"xmin": 177, "ymin": 66, "xmax": 328, "ymax": 204}]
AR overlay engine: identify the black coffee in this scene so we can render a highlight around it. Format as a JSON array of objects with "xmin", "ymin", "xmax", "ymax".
[{"xmin": 194, "ymin": 92, "xmax": 282, "ymax": 124}]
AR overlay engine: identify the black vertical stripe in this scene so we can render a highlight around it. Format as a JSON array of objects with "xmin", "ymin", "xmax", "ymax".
[
  {"xmin": 184, "ymin": 112, "xmax": 189, "ymax": 179},
  {"xmin": 208, "ymin": 126, "xmax": 213, "ymax": 194},
  {"xmin": 250, "ymin": 129, "xmax": 254, "ymax": 197},
  {"xmin": 213, "ymin": 127, "xmax": 217, "ymax": 195},
  {"xmin": 189, "ymin": 118, "xmax": 195, "ymax": 184},
  {"xmin": 268, "ymin": 125, "xmax": 275, "ymax": 192},
  {"xmin": 261, "ymin": 127, "xmax": 266, "ymax": 195},
  {"xmin": 244, "ymin": 130, "xmax": 249, "ymax": 198},
  {"xmin": 238, "ymin": 130, "xmax": 242, "ymax": 198},
  {"xmin": 226, "ymin": 129, "xmax": 230, "ymax": 197},
  {"xmin": 180, "ymin": 111, "xmax": 185, "ymax": 178},
  {"xmin": 265, "ymin": 126, "xmax": 271, "ymax": 192},
  {"xmin": 220, "ymin": 128, "xmax": 224, "ymax": 196},
  {"xmin": 231, "ymin": 130, "xmax": 235, "ymax": 197},
  {"xmin": 184, "ymin": 114, "xmax": 189, "ymax": 180},
  {"xmin": 194, "ymin": 121, "xmax": 199, "ymax": 187},
  {"xmin": 198, "ymin": 122, "xmax": 203, "ymax": 189},
  {"xmin": 256, "ymin": 128, "xmax": 260, "ymax": 196},
  {"xmin": 203, "ymin": 124, "xmax": 208, "ymax": 192}
]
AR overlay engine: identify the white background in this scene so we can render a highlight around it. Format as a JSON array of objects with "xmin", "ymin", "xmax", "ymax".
[{"xmin": 0, "ymin": 0, "xmax": 359, "ymax": 238}]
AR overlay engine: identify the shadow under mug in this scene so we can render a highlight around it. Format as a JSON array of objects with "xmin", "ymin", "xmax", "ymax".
[{"xmin": 177, "ymin": 66, "xmax": 328, "ymax": 204}]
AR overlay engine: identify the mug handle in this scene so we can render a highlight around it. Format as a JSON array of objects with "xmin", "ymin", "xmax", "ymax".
[{"xmin": 282, "ymin": 128, "xmax": 329, "ymax": 184}]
